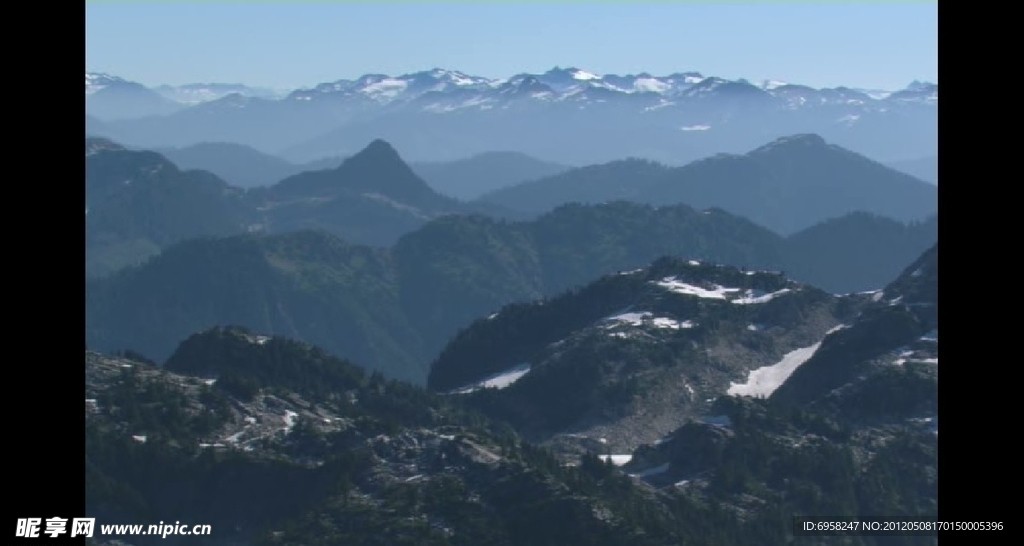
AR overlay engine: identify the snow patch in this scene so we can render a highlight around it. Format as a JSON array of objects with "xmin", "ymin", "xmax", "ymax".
[
  {"xmin": 360, "ymin": 78, "xmax": 408, "ymax": 100},
  {"xmin": 688, "ymin": 260, "xmax": 701, "ymax": 266},
  {"xmin": 452, "ymin": 363, "xmax": 531, "ymax": 394},
  {"xmin": 605, "ymin": 311, "xmax": 650, "ymax": 326},
  {"xmin": 131, "ymin": 435, "xmax": 147, "ymax": 443},
  {"xmin": 599, "ymin": 454, "xmax": 633, "ymax": 466},
  {"xmin": 572, "ymin": 69, "xmax": 601, "ymax": 81},
  {"xmin": 655, "ymin": 277, "xmax": 740, "ymax": 299},
  {"xmin": 282, "ymin": 410, "xmax": 299, "ymax": 434},
  {"xmin": 731, "ymin": 288, "xmax": 792, "ymax": 305},
  {"xmin": 634, "ymin": 77, "xmax": 670, "ymax": 94},
  {"xmin": 659, "ymin": 318, "xmax": 695, "ymax": 329},
  {"xmin": 244, "ymin": 334, "xmax": 271, "ymax": 345},
  {"xmin": 643, "ymin": 100, "xmax": 675, "ymax": 112},
  {"xmin": 605, "ymin": 311, "xmax": 694, "ymax": 330},
  {"xmin": 746, "ymin": 324, "xmax": 764, "ymax": 332},
  {"xmin": 728, "ymin": 340, "xmax": 825, "ymax": 398}
]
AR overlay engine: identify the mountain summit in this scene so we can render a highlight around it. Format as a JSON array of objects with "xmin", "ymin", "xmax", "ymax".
[{"xmin": 270, "ymin": 139, "xmax": 452, "ymax": 209}]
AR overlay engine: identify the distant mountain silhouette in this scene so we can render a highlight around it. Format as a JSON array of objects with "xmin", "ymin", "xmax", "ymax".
[
  {"xmin": 479, "ymin": 134, "xmax": 937, "ymax": 235},
  {"xmin": 160, "ymin": 142, "xmax": 300, "ymax": 187},
  {"xmin": 412, "ymin": 151, "xmax": 570, "ymax": 200}
]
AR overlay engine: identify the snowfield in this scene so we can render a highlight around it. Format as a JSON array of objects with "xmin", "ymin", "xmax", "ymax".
[
  {"xmin": 727, "ymin": 326, "xmax": 845, "ymax": 398},
  {"xmin": 727, "ymin": 343, "xmax": 821, "ymax": 398}
]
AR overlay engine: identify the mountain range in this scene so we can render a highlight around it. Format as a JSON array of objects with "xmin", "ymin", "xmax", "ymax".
[
  {"xmin": 85, "ymin": 137, "xmax": 477, "ymax": 277},
  {"xmin": 85, "ymin": 243, "xmax": 937, "ymax": 545},
  {"xmin": 80, "ymin": 54, "xmax": 946, "ymax": 544},
  {"xmin": 477, "ymin": 133, "xmax": 937, "ymax": 235},
  {"xmin": 86, "ymin": 131, "xmax": 937, "ymax": 383},
  {"xmin": 85, "ymin": 67, "xmax": 937, "ymax": 166},
  {"xmin": 86, "ymin": 202, "xmax": 935, "ymax": 384},
  {"xmin": 86, "ymin": 133, "xmax": 935, "ymax": 279},
  {"xmin": 149, "ymin": 143, "xmax": 568, "ymax": 197}
]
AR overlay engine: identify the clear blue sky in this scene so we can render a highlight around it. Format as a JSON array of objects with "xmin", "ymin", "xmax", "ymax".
[{"xmin": 86, "ymin": 1, "xmax": 937, "ymax": 91}]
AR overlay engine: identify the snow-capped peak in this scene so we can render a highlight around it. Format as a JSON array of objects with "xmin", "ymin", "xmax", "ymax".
[
  {"xmin": 85, "ymin": 72, "xmax": 126, "ymax": 95},
  {"xmin": 760, "ymin": 79, "xmax": 788, "ymax": 90},
  {"xmin": 571, "ymin": 69, "xmax": 601, "ymax": 81},
  {"xmin": 633, "ymin": 77, "xmax": 671, "ymax": 94}
]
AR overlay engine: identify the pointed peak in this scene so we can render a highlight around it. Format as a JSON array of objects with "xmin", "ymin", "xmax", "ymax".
[
  {"xmin": 351, "ymin": 138, "xmax": 402, "ymax": 162},
  {"xmin": 751, "ymin": 134, "xmax": 828, "ymax": 154}
]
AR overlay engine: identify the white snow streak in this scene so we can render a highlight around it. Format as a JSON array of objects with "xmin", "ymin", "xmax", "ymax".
[
  {"xmin": 655, "ymin": 278, "xmax": 740, "ymax": 299},
  {"xmin": 452, "ymin": 363, "xmax": 532, "ymax": 394},
  {"xmin": 731, "ymin": 288, "xmax": 792, "ymax": 305}
]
